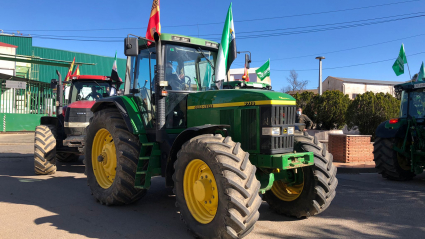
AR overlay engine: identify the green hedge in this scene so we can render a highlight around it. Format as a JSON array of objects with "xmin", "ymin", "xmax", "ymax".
[
  {"xmin": 346, "ymin": 92, "xmax": 400, "ymax": 139},
  {"xmin": 293, "ymin": 91, "xmax": 400, "ymax": 135}
]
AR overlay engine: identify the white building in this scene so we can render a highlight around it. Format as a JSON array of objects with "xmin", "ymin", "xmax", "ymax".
[
  {"xmin": 0, "ymin": 42, "xmax": 17, "ymax": 76},
  {"xmin": 228, "ymin": 68, "xmax": 271, "ymax": 85},
  {"xmin": 323, "ymin": 76, "xmax": 404, "ymax": 99}
]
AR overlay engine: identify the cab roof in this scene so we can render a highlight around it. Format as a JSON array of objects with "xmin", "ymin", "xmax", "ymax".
[{"xmin": 67, "ymin": 75, "xmax": 123, "ymax": 82}]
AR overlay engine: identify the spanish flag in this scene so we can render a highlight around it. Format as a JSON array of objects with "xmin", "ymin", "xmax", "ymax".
[
  {"xmin": 146, "ymin": 0, "xmax": 161, "ymax": 44},
  {"xmin": 73, "ymin": 65, "xmax": 80, "ymax": 76},
  {"xmin": 65, "ymin": 57, "xmax": 75, "ymax": 81}
]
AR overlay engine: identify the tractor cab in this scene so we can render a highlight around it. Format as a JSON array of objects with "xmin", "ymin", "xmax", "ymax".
[
  {"xmin": 397, "ymin": 82, "xmax": 425, "ymax": 121},
  {"xmin": 62, "ymin": 75, "xmax": 122, "ymax": 136},
  {"xmin": 127, "ymin": 34, "xmax": 217, "ymax": 130}
]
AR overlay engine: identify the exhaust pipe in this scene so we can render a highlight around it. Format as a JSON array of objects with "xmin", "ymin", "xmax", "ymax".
[
  {"xmin": 56, "ymin": 70, "xmax": 63, "ymax": 116},
  {"xmin": 154, "ymin": 33, "xmax": 165, "ymax": 143}
]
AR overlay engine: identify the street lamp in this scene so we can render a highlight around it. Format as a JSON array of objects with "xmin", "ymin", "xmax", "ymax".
[{"xmin": 315, "ymin": 56, "xmax": 325, "ymax": 95}]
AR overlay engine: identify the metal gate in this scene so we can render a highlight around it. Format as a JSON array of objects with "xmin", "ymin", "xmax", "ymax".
[{"xmin": 0, "ymin": 75, "xmax": 54, "ymax": 131}]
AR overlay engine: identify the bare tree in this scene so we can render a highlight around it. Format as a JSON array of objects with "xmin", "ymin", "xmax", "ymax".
[{"xmin": 281, "ymin": 70, "xmax": 308, "ymax": 93}]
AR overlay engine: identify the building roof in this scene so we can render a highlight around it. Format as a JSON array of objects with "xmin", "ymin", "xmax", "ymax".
[
  {"xmin": 0, "ymin": 42, "xmax": 18, "ymax": 48},
  {"xmin": 326, "ymin": 76, "xmax": 404, "ymax": 85}
]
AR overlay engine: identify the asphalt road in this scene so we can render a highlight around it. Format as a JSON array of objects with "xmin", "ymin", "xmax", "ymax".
[{"xmin": 0, "ymin": 133, "xmax": 424, "ymax": 239}]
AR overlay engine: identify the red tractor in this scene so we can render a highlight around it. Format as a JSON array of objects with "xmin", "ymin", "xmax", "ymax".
[{"xmin": 34, "ymin": 70, "xmax": 122, "ymax": 175}]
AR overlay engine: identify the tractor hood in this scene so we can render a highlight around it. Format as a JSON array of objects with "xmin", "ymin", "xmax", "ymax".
[
  {"xmin": 187, "ymin": 89, "xmax": 295, "ymax": 110},
  {"xmin": 67, "ymin": 100, "xmax": 96, "ymax": 109}
]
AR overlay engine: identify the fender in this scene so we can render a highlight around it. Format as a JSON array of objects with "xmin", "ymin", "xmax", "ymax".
[
  {"xmin": 91, "ymin": 95, "xmax": 145, "ymax": 135},
  {"xmin": 165, "ymin": 124, "xmax": 230, "ymax": 187},
  {"xmin": 375, "ymin": 120, "xmax": 407, "ymax": 139},
  {"xmin": 40, "ymin": 116, "xmax": 58, "ymax": 127}
]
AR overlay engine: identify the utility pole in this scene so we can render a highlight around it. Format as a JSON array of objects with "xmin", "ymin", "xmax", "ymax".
[{"xmin": 316, "ymin": 56, "xmax": 325, "ymax": 95}]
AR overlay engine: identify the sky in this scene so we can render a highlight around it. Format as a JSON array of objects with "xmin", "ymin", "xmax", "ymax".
[{"xmin": 1, "ymin": 0, "xmax": 424, "ymax": 91}]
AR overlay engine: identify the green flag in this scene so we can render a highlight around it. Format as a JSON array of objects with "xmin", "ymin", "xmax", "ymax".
[
  {"xmin": 392, "ymin": 44, "xmax": 407, "ymax": 76},
  {"xmin": 256, "ymin": 59, "xmax": 270, "ymax": 81},
  {"xmin": 215, "ymin": 3, "xmax": 236, "ymax": 89},
  {"xmin": 418, "ymin": 62, "xmax": 425, "ymax": 82}
]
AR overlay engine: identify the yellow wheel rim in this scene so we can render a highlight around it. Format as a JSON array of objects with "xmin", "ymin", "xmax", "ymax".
[
  {"xmin": 271, "ymin": 170, "xmax": 304, "ymax": 202},
  {"xmin": 91, "ymin": 128, "xmax": 117, "ymax": 189},
  {"xmin": 183, "ymin": 159, "xmax": 218, "ymax": 224}
]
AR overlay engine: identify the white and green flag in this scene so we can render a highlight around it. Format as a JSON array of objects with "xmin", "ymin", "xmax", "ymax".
[
  {"xmin": 392, "ymin": 44, "xmax": 407, "ymax": 76},
  {"xmin": 256, "ymin": 59, "xmax": 270, "ymax": 81},
  {"xmin": 418, "ymin": 62, "xmax": 425, "ymax": 82},
  {"xmin": 215, "ymin": 3, "xmax": 237, "ymax": 89},
  {"xmin": 111, "ymin": 51, "xmax": 119, "ymax": 81}
]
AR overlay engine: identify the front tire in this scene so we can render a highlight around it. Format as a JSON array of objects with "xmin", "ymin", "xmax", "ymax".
[
  {"xmin": 374, "ymin": 137, "xmax": 415, "ymax": 181},
  {"xmin": 264, "ymin": 132, "xmax": 337, "ymax": 218},
  {"xmin": 85, "ymin": 108, "xmax": 146, "ymax": 205},
  {"xmin": 34, "ymin": 125, "xmax": 57, "ymax": 175},
  {"xmin": 173, "ymin": 134, "xmax": 262, "ymax": 239}
]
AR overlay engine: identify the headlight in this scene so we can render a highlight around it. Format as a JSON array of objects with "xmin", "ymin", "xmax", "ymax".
[
  {"xmin": 287, "ymin": 127, "xmax": 294, "ymax": 135},
  {"xmin": 262, "ymin": 127, "xmax": 280, "ymax": 136}
]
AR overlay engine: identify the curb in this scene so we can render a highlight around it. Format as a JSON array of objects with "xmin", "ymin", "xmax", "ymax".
[{"xmin": 334, "ymin": 162, "xmax": 377, "ymax": 174}]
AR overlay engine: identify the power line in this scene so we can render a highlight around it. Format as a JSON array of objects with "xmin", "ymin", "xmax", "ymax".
[
  {"xmin": 166, "ymin": 0, "xmax": 423, "ymax": 27},
  {"xmin": 11, "ymin": 12, "xmax": 424, "ymax": 44},
  {"xmin": 271, "ymin": 51, "xmax": 425, "ymax": 72},
  {"xmin": 200, "ymin": 12, "xmax": 424, "ymax": 37},
  {"xmin": 223, "ymin": 14, "xmax": 425, "ymax": 40},
  {"xmin": 237, "ymin": 33, "xmax": 425, "ymax": 64},
  {"xmin": 3, "ymin": 0, "xmax": 421, "ymax": 32}
]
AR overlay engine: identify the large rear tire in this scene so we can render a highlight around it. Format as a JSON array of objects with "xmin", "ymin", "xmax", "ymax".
[
  {"xmin": 34, "ymin": 125, "xmax": 57, "ymax": 175},
  {"xmin": 264, "ymin": 131, "xmax": 337, "ymax": 218},
  {"xmin": 173, "ymin": 134, "xmax": 262, "ymax": 239},
  {"xmin": 84, "ymin": 108, "xmax": 147, "ymax": 205},
  {"xmin": 374, "ymin": 137, "xmax": 415, "ymax": 181}
]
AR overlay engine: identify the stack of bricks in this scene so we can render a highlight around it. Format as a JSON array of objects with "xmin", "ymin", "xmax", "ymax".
[{"xmin": 328, "ymin": 134, "xmax": 374, "ymax": 163}]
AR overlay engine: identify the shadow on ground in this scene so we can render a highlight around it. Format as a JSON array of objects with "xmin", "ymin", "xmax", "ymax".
[{"xmin": 0, "ymin": 151, "xmax": 424, "ymax": 238}]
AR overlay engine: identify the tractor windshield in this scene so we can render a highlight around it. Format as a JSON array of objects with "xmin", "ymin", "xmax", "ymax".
[
  {"xmin": 164, "ymin": 45, "xmax": 216, "ymax": 91},
  {"xmin": 69, "ymin": 81, "xmax": 112, "ymax": 103},
  {"xmin": 400, "ymin": 89, "xmax": 425, "ymax": 118}
]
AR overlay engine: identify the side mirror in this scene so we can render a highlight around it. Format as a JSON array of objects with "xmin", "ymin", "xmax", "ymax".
[
  {"xmin": 124, "ymin": 37, "xmax": 139, "ymax": 56},
  {"xmin": 245, "ymin": 54, "xmax": 251, "ymax": 69},
  {"xmin": 50, "ymin": 79, "xmax": 58, "ymax": 89}
]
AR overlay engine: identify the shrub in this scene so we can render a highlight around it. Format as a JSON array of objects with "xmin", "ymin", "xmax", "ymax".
[
  {"xmin": 346, "ymin": 92, "xmax": 400, "ymax": 139},
  {"xmin": 315, "ymin": 90, "xmax": 351, "ymax": 130}
]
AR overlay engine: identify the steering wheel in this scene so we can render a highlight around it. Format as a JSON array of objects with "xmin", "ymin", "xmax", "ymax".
[{"xmin": 184, "ymin": 76, "xmax": 191, "ymax": 90}]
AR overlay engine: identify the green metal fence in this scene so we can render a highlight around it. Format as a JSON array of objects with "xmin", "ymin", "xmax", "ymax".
[{"xmin": 0, "ymin": 77, "xmax": 54, "ymax": 131}]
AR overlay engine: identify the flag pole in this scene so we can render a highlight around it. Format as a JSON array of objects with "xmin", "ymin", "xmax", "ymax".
[
  {"xmin": 404, "ymin": 44, "xmax": 412, "ymax": 80},
  {"xmin": 406, "ymin": 61, "xmax": 412, "ymax": 80}
]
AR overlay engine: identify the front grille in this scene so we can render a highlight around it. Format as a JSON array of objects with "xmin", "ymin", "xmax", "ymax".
[
  {"xmin": 262, "ymin": 105, "xmax": 296, "ymax": 126},
  {"xmin": 260, "ymin": 105, "xmax": 295, "ymax": 154},
  {"xmin": 241, "ymin": 109, "xmax": 257, "ymax": 151}
]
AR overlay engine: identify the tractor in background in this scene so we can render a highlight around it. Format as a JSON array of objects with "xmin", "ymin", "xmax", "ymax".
[
  {"xmin": 34, "ymin": 71, "xmax": 122, "ymax": 175},
  {"xmin": 83, "ymin": 33, "xmax": 337, "ymax": 239},
  {"xmin": 374, "ymin": 81, "xmax": 425, "ymax": 180}
]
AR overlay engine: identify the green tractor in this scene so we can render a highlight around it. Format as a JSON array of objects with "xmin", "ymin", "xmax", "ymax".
[
  {"xmin": 374, "ymin": 81, "xmax": 425, "ymax": 180},
  {"xmin": 84, "ymin": 33, "xmax": 337, "ymax": 238}
]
